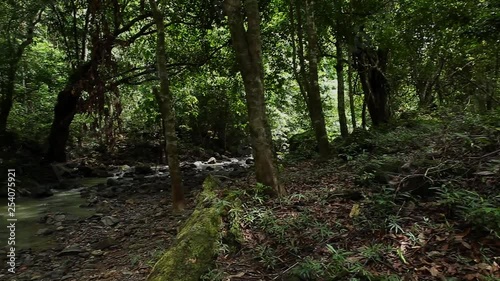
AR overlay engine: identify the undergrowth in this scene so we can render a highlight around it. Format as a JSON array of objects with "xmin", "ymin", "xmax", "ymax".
[{"xmin": 212, "ymin": 112, "xmax": 500, "ymax": 280}]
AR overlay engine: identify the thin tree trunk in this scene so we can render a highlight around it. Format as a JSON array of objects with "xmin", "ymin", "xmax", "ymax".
[
  {"xmin": 149, "ymin": 0, "xmax": 185, "ymax": 211},
  {"xmin": 362, "ymin": 93, "xmax": 367, "ymax": 129},
  {"xmin": 336, "ymin": 39, "xmax": 348, "ymax": 137},
  {"xmin": 224, "ymin": 0, "xmax": 284, "ymax": 196},
  {"xmin": 0, "ymin": 70, "xmax": 16, "ymax": 133},
  {"xmin": 0, "ymin": 9, "xmax": 42, "ymax": 133},
  {"xmin": 304, "ymin": 0, "xmax": 329, "ymax": 157},
  {"xmin": 348, "ymin": 55, "xmax": 356, "ymax": 129}
]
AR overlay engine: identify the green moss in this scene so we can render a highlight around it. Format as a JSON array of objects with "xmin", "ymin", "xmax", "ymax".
[{"xmin": 147, "ymin": 176, "xmax": 223, "ymax": 281}]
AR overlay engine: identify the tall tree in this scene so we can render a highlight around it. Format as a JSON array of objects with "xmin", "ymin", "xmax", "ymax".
[
  {"xmin": 46, "ymin": 0, "xmax": 153, "ymax": 162},
  {"xmin": 149, "ymin": 0, "xmax": 185, "ymax": 211},
  {"xmin": 224, "ymin": 0, "xmax": 285, "ymax": 196},
  {"xmin": 0, "ymin": 2, "xmax": 44, "ymax": 133},
  {"xmin": 336, "ymin": 40, "xmax": 348, "ymax": 137},
  {"xmin": 347, "ymin": 54, "xmax": 357, "ymax": 129},
  {"xmin": 352, "ymin": 30, "xmax": 391, "ymax": 127},
  {"xmin": 289, "ymin": 0, "xmax": 330, "ymax": 157}
]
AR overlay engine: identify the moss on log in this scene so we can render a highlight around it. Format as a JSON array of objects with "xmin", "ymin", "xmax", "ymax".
[{"xmin": 147, "ymin": 175, "xmax": 223, "ymax": 281}]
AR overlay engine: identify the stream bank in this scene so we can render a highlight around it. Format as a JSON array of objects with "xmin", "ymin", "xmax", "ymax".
[{"xmin": 0, "ymin": 156, "xmax": 251, "ymax": 281}]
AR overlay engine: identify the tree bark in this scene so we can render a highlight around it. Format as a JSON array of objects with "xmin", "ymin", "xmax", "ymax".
[
  {"xmin": 353, "ymin": 46, "xmax": 390, "ymax": 127},
  {"xmin": 0, "ymin": 68, "xmax": 16, "ymax": 133},
  {"xmin": 46, "ymin": 63, "xmax": 91, "ymax": 162},
  {"xmin": 224, "ymin": 0, "xmax": 284, "ymax": 196},
  {"xmin": 290, "ymin": 0, "xmax": 329, "ymax": 156},
  {"xmin": 149, "ymin": 0, "xmax": 185, "ymax": 211},
  {"xmin": 348, "ymin": 54, "xmax": 356, "ymax": 129},
  {"xmin": 304, "ymin": 0, "xmax": 330, "ymax": 157},
  {"xmin": 336, "ymin": 39, "xmax": 348, "ymax": 137}
]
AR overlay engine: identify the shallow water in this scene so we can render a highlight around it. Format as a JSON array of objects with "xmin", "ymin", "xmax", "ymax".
[{"xmin": 0, "ymin": 178, "xmax": 105, "ymax": 251}]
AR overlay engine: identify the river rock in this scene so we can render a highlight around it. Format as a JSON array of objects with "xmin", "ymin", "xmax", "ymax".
[
  {"xmin": 206, "ymin": 157, "xmax": 217, "ymax": 164},
  {"xmin": 106, "ymin": 177, "xmax": 119, "ymax": 187},
  {"xmin": 54, "ymin": 214, "xmax": 66, "ymax": 222},
  {"xmin": 57, "ymin": 246, "xmax": 84, "ymax": 256},
  {"xmin": 92, "ymin": 237, "xmax": 117, "ymax": 250},
  {"xmin": 56, "ymin": 181, "xmax": 75, "ymax": 190},
  {"xmin": 135, "ymin": 165, "xmax": 153, "ymax": 175},
  {"xmin": 78, "ymin": 166, "xmax": 93, "ymax": 177},
  {"xmin": 37, "ymin": 228, "xmax": 54, "ymax": 236},
  {"xmin": 101, "ymin": 216, "xmax": 120, "ymax": 227},
  {"xmin": 91, "ymin": 250, "xmax": 104, "ymax": 256}
]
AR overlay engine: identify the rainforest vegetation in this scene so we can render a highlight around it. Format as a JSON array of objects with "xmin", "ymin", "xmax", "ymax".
[{"xmin": 0, "ymin": 0, "xmax": 499, "ymax": 280}]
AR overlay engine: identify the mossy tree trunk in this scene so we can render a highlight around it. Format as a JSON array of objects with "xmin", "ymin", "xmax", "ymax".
[
  {"xmin": 149, "ymin": 0, "xmax": 185, "ymax": 211},
  {"xmin": 224, "ymin": 0, "xmax": 285, "ymax": 196}
]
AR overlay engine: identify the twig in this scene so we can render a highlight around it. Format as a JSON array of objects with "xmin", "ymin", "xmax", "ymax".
[
  {"xmin": 272, "ymin": 262, "xmax": 299, "ymax": 280},
  {"xmin": 469, "ymin": 149, "xmax": 500, "ymax": 159}
]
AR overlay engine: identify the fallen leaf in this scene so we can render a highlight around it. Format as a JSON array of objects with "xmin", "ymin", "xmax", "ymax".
[
  {"xmin": 227, "ymin": 272, "xmax": 245, "ymax": 280},
  {"xmin": 461, "ymin": 241, "xmax": 472, "ymax": 249},
  {"xmin": 429, "ymin": 266, "xmax": 440, "ymax": 277},
  {"xmin": 349, "ymin": 203, "xmax": 360, "ymax": 218},
  {"xmin": 476, "ymin": 263, "xmax": 492, "ymax": 270}
]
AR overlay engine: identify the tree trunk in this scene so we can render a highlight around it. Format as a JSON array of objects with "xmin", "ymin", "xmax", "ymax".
[
  {"xmin": 304, "ymin": 0, "xmax": 330, "ymax": 156},
  {"xmin": 46, "ymin": 63, "xmax": 92, "ymax": 162},
  {"xmin": 0, "ymin": 68, "xmax": 16, "ymax": 133},
  {"xmin": 224, "ymin": 0, "xmax": 284, "ymax": 196},
  {"xmin": 149, "ymin": 0, "xmax": 185, "ymax": 211},
  {"xmin": 348, "ymin": 55, "xmax": 356, "ymax": 129},
  {"xmin": 336, "ymin": 39, "xmax": 348, "ymax": 137},
  {"xmin": 0, "ymin": 10, "xmax": 40, "ymax": 133},
  {"xmin": 354, "ymin": 47, "xmax": 390, "ymax": 127},
  {"xmin": 289, "ymin": 0, "xmax": 329, "ymax": 157}
]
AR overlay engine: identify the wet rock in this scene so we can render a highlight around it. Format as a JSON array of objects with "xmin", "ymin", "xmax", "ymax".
[
  {"xmin": 87, "ymin": 197, "xmax": 98, "ymax": 204},
  {"xmin": 78, "ymin": 166, "xmax": 93, "ymax": 177},
  {"xmin": 57, "ymin": 246, "xmax": 84, "ymax": 256},
  {"xmin": 91, "ymin": 250, "xmax": 104, "ymax": 256},
  {"xmin": 107, "ymin": 177, "xmax": 119, "ymax": 187},
  {"xmin": 36, "ymin": 228, "xmax": 54, "ymax": 236},
  {"xmin": 57, "ymin": 180, "xmax": 79, "ymax": 190},
  {"xmin": 95, "ymin": 183, "xmax": 107, "ymax": 191},
  {"xmin": 92, "ymin": 237, "xmax": 117, "ymax": 250},
  {"xmin": 54, "ymin": 214, "xmax": 66, "ymax": 222},
  {"xmin": 135, "ymin": 165, "xmax": 153, "ymax": 175},
  {"xmin": 206, "ymin": 157, "xmax": 217, "ymax": 164},
  {"xmin": 101, "ymin": 216, "xmax": 120, "ymax": 227},
  {"xmin": 245, "ymin": 158, "xmax": 254, "ymax": 165},
  {"xmin": 102, "ymin": 187, "xmax": 118, "ymax": 198},
  {"xmin": 78, "ymin": 252, "xmax": 90, "ymax": 258},
  {"xmin": 92, "ymin": 167, "xmax": 109, "ymax": 177},
  {"xmin": 62, "ymin": 274, "xmax": 75, "ymax": 280}
]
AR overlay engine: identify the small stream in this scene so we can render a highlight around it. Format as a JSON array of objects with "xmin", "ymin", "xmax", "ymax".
[
  {"xmin": 0, "ymin": 157, "xmax": 251, "ymax": 252},
  {"xmin": 0, "ymin": 178, "xmax": 106, "ymax": 251}
]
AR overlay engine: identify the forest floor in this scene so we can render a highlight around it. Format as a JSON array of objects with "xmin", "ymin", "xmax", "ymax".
[
  {"xmin": 211, "ymin": 113, "xmax": 500, "ymax": 281},
  {"xmin": 1, "ymin": 112, "xmax": 499, "ymax": 281},
  {"xmin": 1, "ymin": 176, "xmax": 201, "ymax": 281}
]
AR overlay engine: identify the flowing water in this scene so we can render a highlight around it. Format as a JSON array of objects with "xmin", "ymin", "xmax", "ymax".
[{"xmin": 0, "ymin": 178, "xmax": 105, "ymax": 251}]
